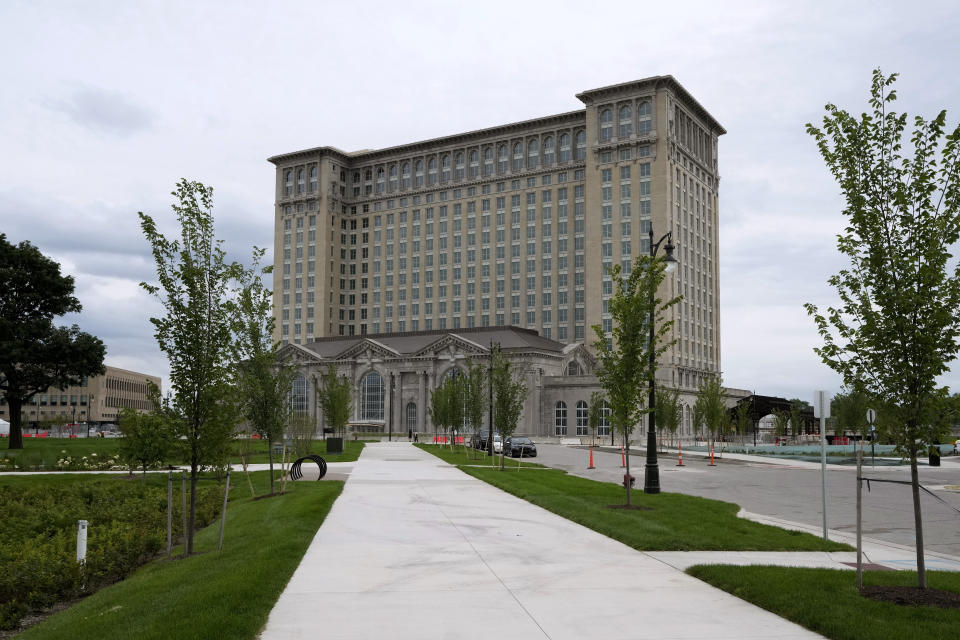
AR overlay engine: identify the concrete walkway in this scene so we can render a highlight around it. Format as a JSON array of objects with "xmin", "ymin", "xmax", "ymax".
[{"xmin": 259, "ymin": 442, "xmax": 823, "ymax": 639}]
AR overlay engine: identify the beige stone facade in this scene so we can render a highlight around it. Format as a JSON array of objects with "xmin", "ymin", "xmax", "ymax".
[
  {"xmin": 269, "ymin": 75, "xmax": 724, "ymax": 397},
  {"xmin": 0, "ymin": 365, "xmax": 161, "ymax": 427}
]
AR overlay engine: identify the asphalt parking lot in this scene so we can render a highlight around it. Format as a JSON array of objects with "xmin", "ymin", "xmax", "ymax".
[{"xmin": 532, "ymin": 443, "xmax": 960, "ymax": 557}]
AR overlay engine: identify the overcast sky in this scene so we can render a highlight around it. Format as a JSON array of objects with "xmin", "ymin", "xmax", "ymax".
[{"xmin": 2, "ymin": 0, "xmax": 959, "ymax": 403}]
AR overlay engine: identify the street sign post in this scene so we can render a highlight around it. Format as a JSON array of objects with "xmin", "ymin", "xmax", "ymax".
[
  {"xmin": 814, "ymin": 390, "xmax": 832, "ymax": 541},
  {"xmin": 866, "ymin": 408, "xmax": 877, "ymax": 467}
]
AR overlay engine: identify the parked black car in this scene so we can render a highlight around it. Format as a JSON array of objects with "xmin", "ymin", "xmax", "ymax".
[
  {"xmin": 473, "ymin": 431, "xmax": 488, "ymax": 450},
  {"xmin": 504, "ymin": 436, "xmax": 537, "ymax": 458}
]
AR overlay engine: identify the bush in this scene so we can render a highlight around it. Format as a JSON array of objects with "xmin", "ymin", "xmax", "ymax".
[{"xmin": 0, "ymin": 477, "xmax": 222, "ymax": 630}]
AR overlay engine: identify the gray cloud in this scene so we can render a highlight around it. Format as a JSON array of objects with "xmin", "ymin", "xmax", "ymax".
[{"xmin": 46, "ymin": 85, "xmax": 154, "ymax": 137}]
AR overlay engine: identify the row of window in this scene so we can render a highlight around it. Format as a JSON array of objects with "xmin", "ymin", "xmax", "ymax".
[
  {"xmin": 555, "ymin": 400, "xmax": 610, "ymax": 436},
  {"xmin": 283, "ymin": 166, "xmax": 319, "ymax": 197},
  {"xmin": 598, "ymin": 101, "xmax": 654, "ymax": 143},
  {"xmin": 320, "ymin": 131, "xmax": 588, "ymax": 199}
]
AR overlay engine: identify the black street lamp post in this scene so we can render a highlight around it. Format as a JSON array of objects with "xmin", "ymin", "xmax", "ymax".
[{"xmin": 644, "ymin": 228, "xmax": 677, "ymax": 495}]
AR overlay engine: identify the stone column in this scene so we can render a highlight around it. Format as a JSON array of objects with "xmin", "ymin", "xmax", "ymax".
[
  {"xmin": 418, "ymin": 371, "xmax": 426, "ymax": 435},
  {"xmin": 425, "ymin": 371, "xmax": 434, "ymax": 434},
  {"xmin": 382, "ymin": 371, "xmax": 391, "ymax": 435}
]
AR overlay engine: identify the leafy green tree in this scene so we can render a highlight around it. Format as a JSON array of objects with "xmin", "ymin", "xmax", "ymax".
[
  {"xmin": 831, "ymin": 389, "xmax": 871, "ymax": 439},
  {"xmin": 588, "ymin": 391, "xmax": 607, "ymax": 444},
  {"xmin": 694, "ymin": 375, "xmax": 728, "ymax": 450},
  {"xmin": 429, "ymin": 373, "xmax": 462, "ymax": 448},
  {"xmin": 315, "ymin": 364, "xmax": 352, "ymax": 439},
  {"xmin": 788, "ymin": 399, "xmax": 806, "ymax": 441},
  {"xmin": 491, "ymin": 350, "xmax": 526, "ymax": 470},
  {"xmin": 592, "ymin": 257, "xmax": 680, "ymax": 504},
  {"xmin": 118, "ymin": 404, "xmax": 172, "ymax": 477},
  {"xmin": 656, "ymin": 386, "xmax": 682, "ymax": 447},
  {"xmin": 771, "ymin": 409, "xmax": 790, "ymax": 441},
  {"xmin": 805, "ymin": 70, "xmax": 960, "ymax": 588},
  {"xmin": 229, "ymin": 248, "xmax": 295, "ymax": 495},
  {"xmin": 0, "ymin": 234, "xmax": 106, "ymax": 450},
  {"xmin": 139, "ymin": 180, "xmax": 241, "ymax": 554},
  {"xmin": 462, "ymin": 359, "xmax": 487, "ymax": 449}
]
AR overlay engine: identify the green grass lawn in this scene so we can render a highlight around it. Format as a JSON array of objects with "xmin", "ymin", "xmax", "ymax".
[
  {"xmin": 13, "ymin": 470, "xmax": 343, "ymax": 640},
  {"xmin": 0, "ymin": 437, "xmax": 365, "ymax": 471},
  {"xmin": 418, "ymin": 443, "xmax": 850, "ymax": 552},
  {"xmin": 686, "ymin": 565, "xmax": 960, "ymax": 640},
  {"xmin": 414, "ymin": 442, "xmax": 542, "ymax": 467}
]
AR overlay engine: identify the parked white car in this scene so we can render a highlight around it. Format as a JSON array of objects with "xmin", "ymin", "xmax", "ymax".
[{"xmin": 493, "ymin": 434, "xmax": 502, "ymax": 453}]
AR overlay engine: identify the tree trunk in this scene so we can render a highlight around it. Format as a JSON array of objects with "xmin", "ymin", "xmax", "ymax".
[
  {"xmin": 909, "ymin": 452, "xmax": 927, "ymax": 589},
  {"xmin": 268, "ymin": 443, "xmax": 275, "ymax": 495},
  {"xmin": 624, "ymin": 433, "xmax": 631, "ymax": 506},
  {"xmin": 187, "ymin": 464, "xmax": 198, "ymax": 555},
  {"xmin": 7, "ymin": 396, "xmax": 24, "ymax": 449}
]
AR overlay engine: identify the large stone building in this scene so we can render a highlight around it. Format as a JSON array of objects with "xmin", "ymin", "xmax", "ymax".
[
  {"xmin": 0, "ymin": 365, "xmax": 161, "ymax": 429},
  {"xmin": 270, "ymin": 76, "xmax": 726, "ymax": 438}
]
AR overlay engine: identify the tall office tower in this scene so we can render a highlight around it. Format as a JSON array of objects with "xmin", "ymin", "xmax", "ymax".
[{"xmin": 269, "ymin": 76, "xmax": 724, "ymax": 389}]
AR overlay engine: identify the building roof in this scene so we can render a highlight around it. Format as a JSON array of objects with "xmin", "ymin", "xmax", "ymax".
[{"xmin": 301, "ymin": 326, "xmax": 566, "ymax": 359}]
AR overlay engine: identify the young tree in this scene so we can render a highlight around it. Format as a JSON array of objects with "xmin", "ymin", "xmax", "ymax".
[
  {"xmin": 0, "ymin": 234, "xmax": 106, "ymax": 450},
  {"xmin": 588, "ymin": 390, "xmax": 607, "ymax": 445},
  {"xmin": 831, "ymin": 389, "xmax": 870, "ymax": 439},
  {"xmin": 592, "ymin": 257, "xmax": 680, "ymax": 504},
  {"xmin": 229, "ymin": 248, "xmax": 296, "ymax": 496},
  {"xmin": 694, "ymin": 375, "xmax": 728, "ymax": 450},
  {"xmin": 771, "ymin": 410, "xmax": 790, "ymax": 441},
  {"xmin": 139, "ymin": 180, "xmax": 242, "ymax": 554},
  {"xmin": 806, "ymin": 70, "xmax": 960, "ymax": 588},
  {"xmin": 491, "ymin": 350, "xmax": 526, "ymax": 470},
  {"xmin": 655, "ymin": 386, "xmax": 682, "ymax": 447},
  {"xmin": 118, "ymin": 405, "xmax": 172, "ymax": 477},
  {"xmin": 315, "ymin": 364, "xmax": 352, "ymax": 439},
  {"xmin": 462, "ymin": 359, "xmax": 487, "ymax": 450},
  {"xmin": 788, "ymin": 399, "xmax": 805, "ymax": 442}
]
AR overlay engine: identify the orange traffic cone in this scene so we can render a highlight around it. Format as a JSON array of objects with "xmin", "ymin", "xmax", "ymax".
[
  {"xmin": 676, "ymin": 442, "xmax": 685, "ymax": 467},
  {"xmin": 708, "ymin": 445, "xmax": 716, "ymax": 466},
  {"xmin": 587, "ymin": 447, "xmax": 595, "ymax": 469}
]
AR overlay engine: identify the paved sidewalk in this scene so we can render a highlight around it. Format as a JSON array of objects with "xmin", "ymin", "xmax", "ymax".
[{"xmin": 260, "ymin": 442, "xmax": 822, "ymax": 639}]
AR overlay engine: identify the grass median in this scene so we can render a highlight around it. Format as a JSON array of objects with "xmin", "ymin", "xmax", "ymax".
[
  {"xmin": 417, "ymin": 443, "xmax": 849, "ymax": 552},
  {"xmin": 13, "ymin": 471, "xmax": 343, "ymax": 640},
  {"xmin": 686, "ymin": 565, "xmax": 960, "ymax": 640}
]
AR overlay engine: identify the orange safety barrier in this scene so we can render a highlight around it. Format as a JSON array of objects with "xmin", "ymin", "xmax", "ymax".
[
  {"xmin": 620, "ymin": 445, "xmax": 626, "ymax": 468},
  {"xmin": 708, "ymin": 445, "xmax": 716, "ymax": 466},
  {"xmin": 676, "ymin": 443, "xmax": 685, "ymax": 466},
  {"xmin": 587, "ymin": 447, "xmax": 595, "ymax": 469}
]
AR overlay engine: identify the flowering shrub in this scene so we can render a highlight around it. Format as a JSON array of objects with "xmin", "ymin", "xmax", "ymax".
[
  {"xmin": 54, "ymin": 451, "xmax": 124, "ymax": 471},
  {"xmin": 0, "ymin": 478, "xmax": 223, "ymax": 631}
]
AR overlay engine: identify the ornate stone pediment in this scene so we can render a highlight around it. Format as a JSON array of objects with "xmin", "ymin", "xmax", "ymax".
[
  {"xmin": 412, "ymin": 333, "xmax": 487, "ymax": 359},
  {"xmin": 334, "ymin": 338, "xmax": 399, "ymax": 363},
  {"xmin": 277, "ymin": 343, "xmax": 321, "ymax": 365}
]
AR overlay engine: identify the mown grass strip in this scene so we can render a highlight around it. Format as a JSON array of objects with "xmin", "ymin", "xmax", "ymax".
[
  {"xmin": 15, "ymin": 471, "xmax": 342, "ymax": 640},
  {"xmin": 417, "ymin": 443, "xmax": 849, "ymax": 552},
  {"xmin": 686, "ymin": 565, "xmax": 960, "ymax": 640}
]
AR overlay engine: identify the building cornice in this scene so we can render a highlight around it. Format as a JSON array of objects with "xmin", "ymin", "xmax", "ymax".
[
  {"xmin": 268, "ymin": 110, "xmax": 587, "ymax": 167},
  {"xmin": 576, "ymin": 75, "xmax": 726, "ymax": 136}
]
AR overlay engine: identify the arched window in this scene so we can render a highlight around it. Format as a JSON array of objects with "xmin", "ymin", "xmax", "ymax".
[
  {"xmin": 290, "ymin": 375, "xmax": 307, "ymax": 414},
  {"xmin": 427, "ymin": 157, "xmax": 437, "ymax": 186},
  {"xmin": 575, "ymin": 130, "xmax": 586, "ymax": 161},
  {"xmin": 599, "ymin": 109, "xmax": 613, "ymax": 142},
  {"xmin": 566, "ymin": 361, "xmax": 581, "ymax": 376},
  {"xmin": 364, "ymin": 169, "xmax": 372, "ymax": 181},
  {"xmin": 576, "ymin": 400, "xmax": 589, "ymax": 435},
  {"xmin": 638, "ymin": 101, "xmax": 652, "ymax": 135},
  {"xmin": 555, "ymin": 401, "xmax": 568, "ymax": 435},
  {"xmin": 512, "ymin": 142, "xmax": 524, "ymax": 171},
  {"xmin": 353, "ymin": 171, "xmax": 361, "ymax": 183},
  {"xmin": 389, "ymin": 164, "xmax": 398, "ymax": 192},
  {"xmin": 376, "ymin": 167, "xmax": 385, "ymax": 193},
  {"xmin": 469, "ymin": 150, "xmax": 479, "ymax": 178},
  {"xmin": 619, "ymin": 105, "xmax": 633, "ymax": 138},
  {"xmin": 527, "ymin": 139, "xmax": 539, "ymax": 169},
  {"xmin": 284, "ymin": 170, "xmax": 293, "ymax": 196},
  {"xmin": 498, "ymin": 144, "xmax": 509, "ymax": 174},
  {"xmin": 542, "ymin": 136, "xmax": 555, "ymax": 166},
  {"xmin": 483, "ymin": 147, "xmax": 493, "ymax": 175},
  {"xmin": 455, "ymin": 152, "xmax": 465, "ymax": 180},
  {"xmin": 406, "ymin": 402, "xmax": 417, "ymax": 431},
  {"xmin": 414, "ymin": 160, "xmax": 424, "ymax": 188},
  {"xmin": 360, "ymin": 371, "xmax": 385, "ymax": 421},
  {"xmin": 444, "ymin": 367, "xmax": 462, "ymax": 382},
  {"xmin": 598, "ymin": 401, "xmax": 611, "ymax": 436},
  {"xmin": 401, "ymin": 162, "xmax": 411, "ymax": 189},
  {"xmin": 558, "ymin": 133, "xmax": 571, "ymax": 163},
  {"xmin": 296, "ymin": 169, "xmax": 305, "ymax": 194},
  {"xmin": 441, "ymin": 154, "xmax": 451, "ymax": 182},
  {"xmin": 309, "ymin": 166, "xmax": 318, "ymax": 192}
]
